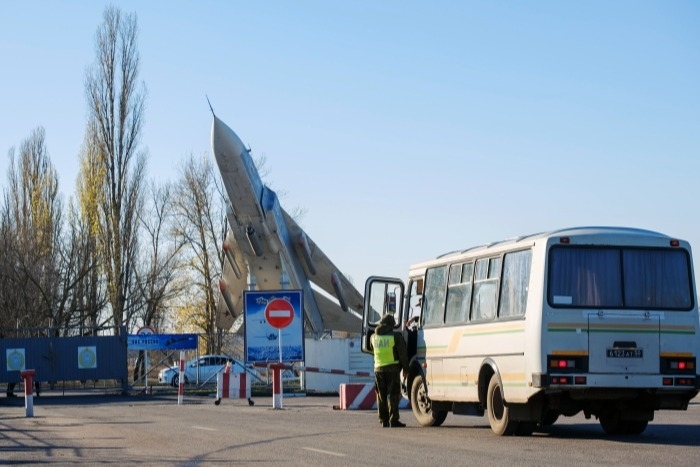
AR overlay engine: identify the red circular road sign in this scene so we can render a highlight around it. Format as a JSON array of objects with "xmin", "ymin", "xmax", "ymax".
[
  {"xmin": 265, "ymin": 298, "xmax": 295, "ymax": 329},
  {"xmin": 136, "ymin": 326, "xmax": 156, "ymax": 335}
]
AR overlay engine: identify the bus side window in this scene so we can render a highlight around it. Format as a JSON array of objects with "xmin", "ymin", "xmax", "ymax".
[
  {"xmin": 446, "ymin": 261, "xmax": 474, "ymax": 324},
  {"xmin": 498, "ymin": 250, "xmax": 531, "ymax": 318},
  {"xmin": 423, "ymin": 266, "xmax": 448, "ymax": 326},
  {"xmin": 472, "ymin": 258, "xmax": 498, "ymax": 321},
  {"xmin": 408, "ymin": 278, "xmax": 424, "ymax": 325},
  {"xmin": 405, "ymin": 278, "xmax": 423, "ymax": 360}
]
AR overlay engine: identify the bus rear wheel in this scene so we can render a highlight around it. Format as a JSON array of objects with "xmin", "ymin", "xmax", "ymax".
[
  {"xmin": 625, "ymin": 420, "xmax": 648, "ymax": 435},
  {"xmin": 539, "ymin": 411, "xmax": 559, "ymax": 427},
  {"xmin": 487, "ymin": 374, "xmax": 518, "ymax": 436},
  {"xmin": 410, "ymin": 376, "xmax": 447, "ymax": 427},
  {"xmin": 600, "ymin": 412, "xmax": 649, "ymax": 435}
]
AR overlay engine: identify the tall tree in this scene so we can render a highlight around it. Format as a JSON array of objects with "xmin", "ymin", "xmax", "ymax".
[
  {"xmin": 1, "ymin": 127, "xmax": 63, "ymax": 331},
  {"xmin": 83, "ymin": 6, "xmax": 147, "ymax": 332},
  {"xmin": 76, "ymin": 121, "xmax": 111, "ymax": 332},
  {"xmin": 172, "ymin": 154, "xmax": 228, "ymax": 354}
]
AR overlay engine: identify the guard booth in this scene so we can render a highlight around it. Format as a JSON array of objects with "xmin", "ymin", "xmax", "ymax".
[{"xmin": 0, "ymin": 326, "xmax": 129, "ymax": 393}]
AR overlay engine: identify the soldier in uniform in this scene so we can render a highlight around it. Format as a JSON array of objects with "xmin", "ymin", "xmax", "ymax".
[{"xmin": 371, "ymin": 314, "xmax": 409, "ymax": 427}]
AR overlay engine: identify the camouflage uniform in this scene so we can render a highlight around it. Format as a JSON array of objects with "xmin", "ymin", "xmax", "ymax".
[{"xmin": 371, "ymin": 314, "xmax": 409, "ymax": 427}]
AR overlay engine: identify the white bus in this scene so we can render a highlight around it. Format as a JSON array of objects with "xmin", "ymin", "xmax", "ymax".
[{"xmin": 362, "ymin": 226, "xmax": 699, "ymax": 436}]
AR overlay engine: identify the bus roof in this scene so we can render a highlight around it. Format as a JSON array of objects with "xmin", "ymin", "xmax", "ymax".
[{"xmin": 421, "ymin": 226, "xmax": 677, "ymax": 266}]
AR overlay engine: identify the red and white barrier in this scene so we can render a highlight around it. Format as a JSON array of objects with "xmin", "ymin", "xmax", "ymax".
[
  {"xmin": 338, "ymin": 383, "xmax": 411, "ymax": 410},
  {"xmin": 216, "ymin": 363, "xmax": 251, "ymax": 402},
  {"xmin": 252, "ymin": 361, "xmax": 372, "ymax": 378},
  {"xmin": 253, "ymin": 362, "xmax": 400, "ymax": 410},
  {"xmin": 339, "ymin": 383, "xmax": 376, "ymax": 410}
]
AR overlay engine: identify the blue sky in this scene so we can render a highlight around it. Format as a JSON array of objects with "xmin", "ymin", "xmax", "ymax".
[{"xmin": 1, "ymin": 1, "xmax": 699, "ymax": 290}]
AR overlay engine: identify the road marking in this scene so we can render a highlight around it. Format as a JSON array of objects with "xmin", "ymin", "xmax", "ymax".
[
  {"xmin": 302, "ymin": 447, "xmax": 346, "ymax": 457},
  {"xmin": 191, "ymin": 426, "xmax": 216, "ymax": 432}
]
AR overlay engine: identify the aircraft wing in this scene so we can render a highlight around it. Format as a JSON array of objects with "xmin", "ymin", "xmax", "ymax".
[
  {"xmin": 281, "ymin": 209, "xmax": 363, "ymax": 314},
  {"xmin": 216, "ymin": 229, "xmax": 249, "ymax": 331}
]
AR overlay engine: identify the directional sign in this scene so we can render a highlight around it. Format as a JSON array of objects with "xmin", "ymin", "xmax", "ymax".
[
  {"xmin": 265, "ymin": 298, "xmax": 295, "ymax": 329},
  {"xmin": 127, "ymin": 334, "xmax": 198, "ymax": 351}
]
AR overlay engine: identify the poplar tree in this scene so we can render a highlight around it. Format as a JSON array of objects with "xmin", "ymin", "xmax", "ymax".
[{"xmin": 83, "ymin": 6, "xmax": 147, "ymax": 332}]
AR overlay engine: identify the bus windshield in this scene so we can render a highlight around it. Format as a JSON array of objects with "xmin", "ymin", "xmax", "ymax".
[{"xmin": 548, "ymin": 246, "xmax": 693, "ymax": 310}]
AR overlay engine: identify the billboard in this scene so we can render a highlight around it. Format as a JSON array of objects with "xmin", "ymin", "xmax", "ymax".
[{"xmin": 244, "ymin": 290, "xmax": 303, "ymax": 363}]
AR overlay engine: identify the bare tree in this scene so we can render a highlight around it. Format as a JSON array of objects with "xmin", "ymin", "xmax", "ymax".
[
  {"xmin": 134, "ymin": 181, "xmax": 185, "ymax": 331},
  {"xmin": 0, "ymin": 207, "xmax": 16, "ymax": 330},
  {"xmin": 62, "ymin": 199, "xmax": 109, "ymax": 334},
  {"xmin": 172, "ymin": 153, "xmax": 228, "ymax": 354},
  {"xmin": 83, "ymin": 6, "xmax": 147, "ymax": 333},
  {"xmin": 0, "ymin": 127, "xmax": 67, "ymax": 334},
  {"xmin": 131, "ymin": 181, "xmax": 186, "ymax": 380},
  {"xmin": 0, "ymin": 181, "xmax": 22, "ymax": 331}
]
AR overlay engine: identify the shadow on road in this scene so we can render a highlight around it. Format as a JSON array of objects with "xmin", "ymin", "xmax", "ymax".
[{"xmin": 536, "ymin": 422, "xmax": 700, "ymax": 446}]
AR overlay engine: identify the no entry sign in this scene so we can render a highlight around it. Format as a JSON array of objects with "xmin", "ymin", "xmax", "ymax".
[
  {"xmin": 244, "ymin": 290, "xmax": 303, "ymax": 363},
  {"xmin": 265, "ymin": 298, "xmax": 295, "ymax": 329}
]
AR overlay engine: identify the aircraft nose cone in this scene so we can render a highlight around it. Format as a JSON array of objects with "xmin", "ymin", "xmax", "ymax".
[{"xmin": 211, "ymin": 115, "xmax": 247, "ymax": 160}]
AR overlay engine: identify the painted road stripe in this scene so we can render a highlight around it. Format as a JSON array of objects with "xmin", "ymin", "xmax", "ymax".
[
  {"xmin": 191, "ymin": 426, "xmax": 216, "ymax": 432},
  {"xmin": 302, "ymin": 447, "xmax": 346, "ymax": 457}
]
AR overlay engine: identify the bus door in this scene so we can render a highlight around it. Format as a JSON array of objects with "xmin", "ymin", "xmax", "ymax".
[
  {"xmin": 361, "ymin": 276, "xmax": 405, "ymax": 355},
  {"xmin": 588, "ymin": 311, "xmax": 660, "ymax": 375}
]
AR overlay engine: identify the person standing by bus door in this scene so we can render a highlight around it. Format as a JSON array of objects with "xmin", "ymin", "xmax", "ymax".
[{"xmin": 371, "ymin": 314, "xmax": 410, "ymax": 428}]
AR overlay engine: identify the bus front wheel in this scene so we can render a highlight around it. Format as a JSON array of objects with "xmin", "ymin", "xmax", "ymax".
[
  {"xmin": 410, "ymin": 376, "xmax": 447, "ymax": 427},
  {"xmin": 486, "ymin": 374, "xmax": 518, "ymax": 436}
]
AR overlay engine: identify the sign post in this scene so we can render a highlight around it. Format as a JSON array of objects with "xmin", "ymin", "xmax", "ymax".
[
  {"xmin": 178, "ymin": 350, "xmax": 185, "ymax": 405},
  {"xmin": 20, "ymin": 369, "xmax": 35, "ymax": 418},
  {"xmin": 264, "ymin": 298, "xmax": 295, "ymax": 409},
  {"xmin": 136, "ymin": 326, "xmax": 156, "ymax": 394}
]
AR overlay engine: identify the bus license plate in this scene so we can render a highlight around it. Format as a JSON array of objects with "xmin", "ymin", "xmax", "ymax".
[{"xmin": 606, "ymin": 348, "xmax": 643, "ymax": 358}]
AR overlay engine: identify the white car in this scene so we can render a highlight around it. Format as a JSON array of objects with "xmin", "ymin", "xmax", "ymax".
[{"xmin": 158, "ymin": 355, "xmax": 234, "ymax": 386}]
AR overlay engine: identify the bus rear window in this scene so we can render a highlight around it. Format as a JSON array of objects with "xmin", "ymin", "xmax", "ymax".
[{"xmin": 548, "ymin": 246, "xmax": 693, "ymax": 310}]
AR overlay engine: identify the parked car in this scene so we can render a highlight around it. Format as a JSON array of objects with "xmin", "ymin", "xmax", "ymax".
[{"xmin": 158, "ymin": 355, "xmax": 234, "ymax": 387}]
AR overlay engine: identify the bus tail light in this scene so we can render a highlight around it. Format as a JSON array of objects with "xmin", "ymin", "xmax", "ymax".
[
  {"xmin": 674, "ymin": 377, "xmax": 695, "ymax": 387},
  {"xmin": 548, "ymin": 355, "xmax": 588, "ymax": 373},
  {"xmin": 660, "ymin": 356, "xmax": 695, "ymax": 374},
  {"xmin": 551, "ymin": 376, "xmax": 571, "ymax": 384},
  {"xmin": 549, "ymin": 376, "xmax": 587, "ymax": 385},
  {"xmin": 663, "ymin": 377, "xmax": 696, "ymax": 387}
]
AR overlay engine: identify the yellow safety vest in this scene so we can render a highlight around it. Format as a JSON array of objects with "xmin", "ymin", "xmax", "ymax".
[{"xmin": 372, "ymin": 334, "xmax": 398, "ymax": 369}]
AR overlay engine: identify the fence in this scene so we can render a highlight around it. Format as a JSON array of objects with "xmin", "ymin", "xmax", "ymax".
[{"xmin": 0, "ymin": 326, "xmax": 128, "ymax": 393}]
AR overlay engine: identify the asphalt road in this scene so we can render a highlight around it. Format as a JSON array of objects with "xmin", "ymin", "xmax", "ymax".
[{"xmin": 1, "ymin": 390, "xmax": 699, "ymax": 466}]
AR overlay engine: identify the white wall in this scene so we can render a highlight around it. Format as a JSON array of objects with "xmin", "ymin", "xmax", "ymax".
[{"xmin": 303, "ymin": 337, "xmax": 373, "ymax": 393}]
